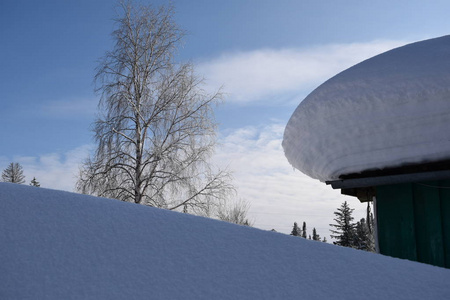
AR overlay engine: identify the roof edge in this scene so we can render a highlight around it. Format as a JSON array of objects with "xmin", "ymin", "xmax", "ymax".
[{"xmin": 326, "ymin": 169, "xmax": 450, "ymax": 189}]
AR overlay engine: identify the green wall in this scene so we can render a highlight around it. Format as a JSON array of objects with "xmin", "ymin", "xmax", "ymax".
[{"xmin": 376, "ymin": 180, "xmax": 450, "ymax": 268}]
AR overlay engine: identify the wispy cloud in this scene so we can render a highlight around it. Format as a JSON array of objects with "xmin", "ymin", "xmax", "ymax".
[
  {"xmin": 1, "ymin": 145, "xmax": 92, "ymax": 192},
  {"xmin": 1, "ymin": 124, "xmax": 367, "ymax": 240},
  {"xmin": 214, "ymin": 123, "xmax": 367, "ymax": 239},
  {"xmin": 198, "ymin": 40, "xmax": 410, "ymax": 104},
  {"xmin": 198, "ymin": 39, "xmax": 407, "ymax": 236}
]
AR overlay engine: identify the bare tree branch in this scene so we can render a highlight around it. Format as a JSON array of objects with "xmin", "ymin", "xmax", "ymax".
[{"xmin": 77, "ymin": 1, "xmax": 234, "ymax": 214}]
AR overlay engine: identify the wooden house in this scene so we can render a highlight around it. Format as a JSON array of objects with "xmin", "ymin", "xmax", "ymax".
[
  {"xmin": 327, "ymin": 161, "xmax": 450, "ymax": 268},
  {"xmin": 282, "ymin": 35, "xmax": 450, "ymax": 268}
]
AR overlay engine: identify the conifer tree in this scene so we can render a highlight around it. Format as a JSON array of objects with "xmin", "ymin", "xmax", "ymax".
[
  {"xmin": 330, "ymin": 201, "xmax": 356, "ymax": 247},
  {"xmin": 301, "ymin": 221, "xmax": 307, "ymax": 238},
  {"xmin": 30, "ymin": 177, "xmax": 40, "ymax": 187},
  {"xmin": 312, "ymin": 228, "xmax": 321, "ymax": 241},
  {"xmin": 291, "ymin": 222, "xmax": 301, "ymax": 236},
  {"xmin": 2, "ymin": 162, "xmax": 25, "ymax": 184},
  {"xmin": 354, "ymin": 218, "xmax": 369, "ymax": 250}
]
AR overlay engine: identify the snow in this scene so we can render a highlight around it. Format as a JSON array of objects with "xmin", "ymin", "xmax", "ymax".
[
  {"xmin": 283, "ymin": 35, "xmax": 450, "ymax": 182},
  {"xmin": 1, "ymin": 183, "xmax": 449, "ymax": 299}
]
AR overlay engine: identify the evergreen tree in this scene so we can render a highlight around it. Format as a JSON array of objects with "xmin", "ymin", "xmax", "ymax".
[
  {"xmin": 354, "ymin": 218, "xmax": 370, "ymax": 250},
  {"xmin": 312, "ymin": 227, "xmax": 321, "ymax": 241},
  {"xmin": 30, "ymin": 177, "xmax": 40, "ymax": 187},
  {"xmin": 301, "ymin": 221, "xmax": 307, "ymax": 238},
  {"xmin": 291, "ymin": 222, "xmax": 301, "ymax": 236},
  {"xmin": 2, "ymin": 162, "xmax": 25, "ymax": 184},
  {"xmin": 330, "ymin": 201, "xmax": 356, "ymax": 247}
]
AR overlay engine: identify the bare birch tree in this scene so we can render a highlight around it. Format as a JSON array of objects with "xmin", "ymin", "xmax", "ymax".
[
  {"xmin": 216, "ymin": 198, "xmax": 253, "ymax": 226},
  {"xmin": 77, "ymin": 1, "xmax": 233, "ymax": 214}
]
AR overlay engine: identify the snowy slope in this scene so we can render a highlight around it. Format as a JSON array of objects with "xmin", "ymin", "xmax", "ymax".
[
  {"xmin": 1, "ymin": 183, "xmax": 449, "ymax": 299},
  {"xmin": 283, "ymin": 35, "xmax": 450, "ymax": 181}
]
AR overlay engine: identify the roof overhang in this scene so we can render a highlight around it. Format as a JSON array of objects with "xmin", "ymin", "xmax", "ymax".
[
  {"xmin": 326, "ymin": 169, "xmax": 450, "ymax": 190},
  {"xmin": 326, "ymin": 169, "xmax": 450, "ymax": 202}
]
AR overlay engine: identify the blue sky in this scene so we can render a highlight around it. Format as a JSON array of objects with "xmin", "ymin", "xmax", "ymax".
[{"xmin": 2, "ymin": 0, "xmax": 450, "ymax": 237}]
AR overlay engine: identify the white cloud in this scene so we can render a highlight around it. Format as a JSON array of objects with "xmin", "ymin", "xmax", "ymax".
[
  {"xmin": 198, "ymin": 39, "xmax": 414, "ymax": 237},
  {"xmin": 0, "ymin": 125, "xmax": 368, "ymax": 241},
  {"xmin": 5, "ymin": 67, "xmax": 373, "ymax": 242},
  {"xmin": 1, "ymin": 39, "xmax": 404, "ymax": 241},
  {"xmin": 197, "ymin": 40, "xmax": 411, "ymax": 104},
  {"xmin": 214, "ymin": 123, "xmax": 368, "ymax": 240},
  {"xmin": 0, "ymin": 145, "xmax": 93, "ymax": 192}
]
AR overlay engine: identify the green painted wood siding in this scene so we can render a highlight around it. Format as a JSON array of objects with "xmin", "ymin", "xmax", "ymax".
[{"xmin": 376, "ymin": 181, "xmax": 450, "ymax": 268}]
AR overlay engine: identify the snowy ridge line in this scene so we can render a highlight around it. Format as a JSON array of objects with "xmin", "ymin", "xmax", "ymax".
[
  {"xmin": 1, "ymin": 182, "xmax": 450, "ymax": 299},
  {"xmin": 283, "ymin": 35, "xmax": 450, "ymax": 182}
]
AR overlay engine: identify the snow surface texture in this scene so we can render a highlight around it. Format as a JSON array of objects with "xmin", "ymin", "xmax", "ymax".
[
  {"xmin": 1, "ymin": 183, "xmax": 449, "ymax": 299},
  {"xmin": 283, "ymin": 35, "xmax": 450, "ymax": 182}
]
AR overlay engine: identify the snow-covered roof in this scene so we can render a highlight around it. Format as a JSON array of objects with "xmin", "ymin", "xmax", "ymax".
[
  {"xmin": 283, "ymin": 35, "xmax": 450, "ymax": 182},
  {"xmin": 1, "ymin": 183, "xmax": 450, "ymax": 299}
]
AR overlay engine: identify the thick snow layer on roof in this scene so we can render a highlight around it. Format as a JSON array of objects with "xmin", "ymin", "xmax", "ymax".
[
  {"xmin": 1, "ymin": 183, "xmax": 450, "ymax": 299},
  {"xmin": 283, "ymin": 35, "xmax": 450, "ymax": 182}
]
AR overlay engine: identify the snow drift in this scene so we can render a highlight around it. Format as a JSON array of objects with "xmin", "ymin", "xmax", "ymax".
[
  {"xmin": 1, "ymin": 183, "xmax": 449, "ymax": 299},
  {"xmin": 283, "ymin": 35, "xmax": 450, "ymax": 182}
]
